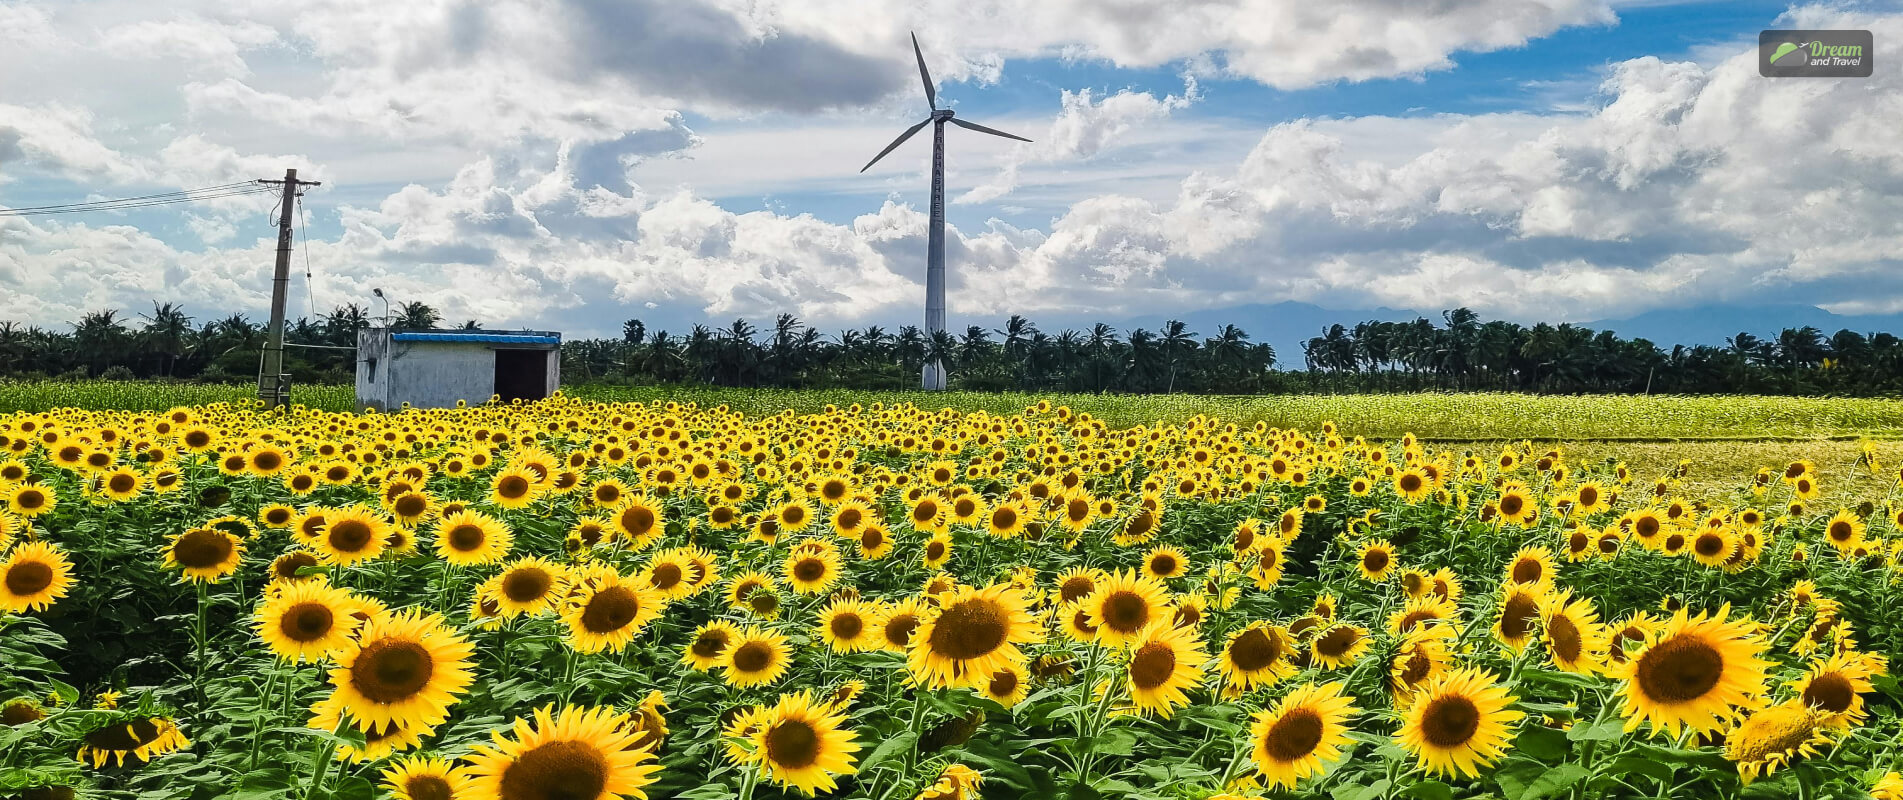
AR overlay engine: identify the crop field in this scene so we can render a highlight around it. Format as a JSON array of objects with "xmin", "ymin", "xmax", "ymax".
[{"xmin": 2, "ymin": 393, "xmax": 1902, "ymax": 799}]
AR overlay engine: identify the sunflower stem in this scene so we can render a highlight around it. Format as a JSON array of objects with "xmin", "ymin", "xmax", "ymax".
[{"xmin": 246, "ymin": 664, "xmax": 281, "ymax": 772}]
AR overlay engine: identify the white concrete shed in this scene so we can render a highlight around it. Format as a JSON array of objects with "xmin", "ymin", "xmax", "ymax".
[{"xmin": 355, "ymin": 328, "xmax": 561, "ymax": 411}]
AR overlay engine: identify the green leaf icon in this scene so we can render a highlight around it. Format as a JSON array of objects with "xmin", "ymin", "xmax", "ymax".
[{"xmin": 1770, "ymin": 42, "xmax": 1803, "ymax": 64}]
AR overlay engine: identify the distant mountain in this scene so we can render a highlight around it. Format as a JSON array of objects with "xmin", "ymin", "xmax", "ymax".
[{"xmin": 1585, "ymin": 305, "xmax": 1903, "ymax": 350}]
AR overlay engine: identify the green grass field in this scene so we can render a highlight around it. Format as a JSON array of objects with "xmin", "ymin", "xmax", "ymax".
[{"xmin": 5, "ymin": 380, "xmax": 1900, "ymax": 502}]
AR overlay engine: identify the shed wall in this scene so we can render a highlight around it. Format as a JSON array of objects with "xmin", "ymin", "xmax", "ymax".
[{"xmin": 387, "ymin": 342, "xmax": 497, "ymax": 410}]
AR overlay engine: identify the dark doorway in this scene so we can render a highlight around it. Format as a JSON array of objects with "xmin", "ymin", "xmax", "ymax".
[{"xmin": 494, "ymin": 349, "xmax": 550, "ymax": 402}]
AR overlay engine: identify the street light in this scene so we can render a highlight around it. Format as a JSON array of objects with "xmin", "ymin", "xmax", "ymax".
[{"xmin": 373, "ymin": 288, "xmax": 391, "ymax": 328}]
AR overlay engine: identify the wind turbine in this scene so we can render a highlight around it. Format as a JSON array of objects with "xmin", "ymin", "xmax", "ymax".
[{"xmin": 861, "ymin": 33, "xmax": 1031, "ymax": 390}]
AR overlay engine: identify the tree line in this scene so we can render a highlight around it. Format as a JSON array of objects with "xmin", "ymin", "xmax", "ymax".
[{"xmin": 4, "ymin": 302, "xmax": 1902, "ymax": 395}]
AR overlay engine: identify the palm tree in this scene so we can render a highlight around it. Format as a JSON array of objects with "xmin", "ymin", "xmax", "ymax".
[
  {"xmin": 393, "ymin": 301, "xmax": 441, "ymax": 330},
  {"xmin": 139, "ymin": 302, "xmax": 195, "ymax": 377},
  {"xmin": 1159, "ymin": 320, "xmax": 1198, "ymax": 393}
]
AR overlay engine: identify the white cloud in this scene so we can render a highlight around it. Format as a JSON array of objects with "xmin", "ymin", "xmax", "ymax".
[{"xmin": 957, "ymin": 78, "xmax": 1199, "ymax": 204}]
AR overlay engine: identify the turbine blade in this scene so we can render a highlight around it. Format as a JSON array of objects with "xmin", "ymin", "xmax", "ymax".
[
  {"xmin": 949, "ymin": 117, "xmax": 1032, "ymax": 142},
  {"xmin": 912, "ymin": 32, "xmax": 936, "ymax": 110},
  {"xmin": 860, "ymin": 119, "xmax": 931, "ymax": 172}
]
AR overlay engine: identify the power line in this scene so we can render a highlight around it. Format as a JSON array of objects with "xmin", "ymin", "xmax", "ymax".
[
  {"xmin": 0, "ymin": 181, "xmax": 256, "ymax": 212},
  {"xmin": 0, "ymin": 185, "xmax": 277, "ymax": 217}
]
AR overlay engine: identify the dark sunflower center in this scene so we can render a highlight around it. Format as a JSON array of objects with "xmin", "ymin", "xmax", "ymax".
[
  {"xmin": 502, "ymin": 568, "xmax": 552, "ymax": 602},
  {"xmin": 692, "ymin": 631, "xmax": 730, "ymax": 658},
  {"xmin": 173, "ymin": 529, "xmax": 234, "ymax": 569},
  {"xmin": 497, "ymin": 476, "xmax": 530, "ymax": 499},
  {"xmin": 1420, "ymin": 696, "xmax": 1480, "ymax": 748},
  {"xmin": 1694, "ymin": 535, "xmax": 1725, "ymax": 557},
  {"xmin": 619, "ymin": 507, "xmax": 655, "ymax": 536},
  {"xmin": 884, "ymin": 615, "xmax": 919, "ymax": 647},
  {"xmin": 1262, "ymin": 709, "xmax": 1324, "ymax": 762},
  {"xmin": 498, "ymin": 740, "xmax": 609, "ymax": 800},
  {"xmin": 782, "ymin": 506, "xmax": 806, "ymax": 525},
  {"xmin": 1548, "ymin": 615, "xmax": 1582, "ymax": 661},
  {"xmin": 1399, "ymin": 650, "xmax": 1433, "ymax": 685},
  {"xmin": 1229, "ymin": 628, "xmax": 1283, "ymax": 671},
  {"xmin": 5, "ymin": 562, "xmax": 55, "ymax": 596},
  {"xmin": 1500, "ymin": 495, "xmax": 1524, "ymax": 516},
  {"xmin": 580, "ymin": 587, "xmax": 641, "ymax": 633},
  {"xmin": 1060, "ymin": 577, "xmax": 1095, "ymax": 603},
  {"xmin": 254, "ymin": 452, "xmax": 283, "ymax": 471},
  {"xmin": 830, "ymin": 613, "xmax": 864, "ymax": 640},
  {"xmin": 1400, "ymin": 475, "xmax": 1423, "ymax": 492},
  {"xmin": 651, "ymin": 563, "xmax": 683, "ymax": 590},
  {"xmin": 927, "ymin": 598, "xmax": 1011, "ymax": 660},
  {"xmin": 328, "ymin": 520, "xmax": 374, "ymax": 553},
  {"xmin": 447, "ymin": 525, "xmax": 486, "ymax": 551},
  {"xmin": 1828, "ymin": 522, "xmax": 1852, "ymax": 542},
  {"xmin": 1129, "ymin": 642, "xmax": 1177, "ymax": 689},
  {"xmin": 730, "ymin": 641, "xmax": 775, "ymax": 673},
  {"xmin": 860, "ymin": 529, "xmax": 885, "ymax": 550},
  {"xmin": 1510, "ymin": 559, "xmax": 1542, "ymax": 584},
  {"xmin": 1151, "ymin": 555, "xmax": 1179, "ymax": 575},
  {"xmin": 404, "ymin": 775, "xmax": 454, "ymax": 800},
  {"xmin": 764, "ymin": 720, "xmax": 821, "ymax": 770},
  {"xmin": 351, "ymin": 640, "xmax": 435, "ymax": 704},
  {"xmin": 925, "ymin": 542, "xmax": 946, "ymax": 560},
  {"xmin": 1801, "ymin": 672, "xmax": 1854, "ymax": 713},
  {"xmin": 1636, "ymin": 517, "xmax": 1659, "ymax": 538},
  {"xmin": 395, "ymin": 496, "xmax": 427, "ymax": 517},
  {"xmin": 992, "ymin": 507, "xmax": 1018, "ymax": 528},
  {"xmin": 84, "ymin": 718, "xmax": 162, "ymax": 751},
  {"xmin": 1362, "ymin": 550, "xmax": 1390, "ymax": 573},
  {"xmin": 1500, "ymin": 594, "xmax": 1539, "ymax": 640},
  {"xmin": 1316, "ymin": 627, "xmax": 1358, "ymax": 657},
  {"xmin": 793, "ymin": 559, "xmax": 826, "ymax": 583},
  {"xmin": 1101, "ymin": 591, "xmax": 1150, "ymax": 633},
  {"xmin": 1635, "ymin": 635, "xmax": 1725, "ymax": 704},
  {"xmin": 281, "ymin": 602, "xmax": 335, "ymax": 642},
  {"xmin": 838, "ymin": 509, "xmax": 862, "ymax": 529},
  {"xmin": 2, "ymin": 702, "xmax": 46, "ymax": 726}
]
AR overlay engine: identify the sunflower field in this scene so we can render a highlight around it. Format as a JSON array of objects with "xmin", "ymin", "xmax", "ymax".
[{"xmin": 1, "ymin": 396, "xmax": 1901, "ymax": 800}]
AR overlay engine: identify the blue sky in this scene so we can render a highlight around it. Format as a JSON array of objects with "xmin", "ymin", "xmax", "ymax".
[{"xmin": 3, "ymin": 0, "xmax": 1902, "ymax": 345}]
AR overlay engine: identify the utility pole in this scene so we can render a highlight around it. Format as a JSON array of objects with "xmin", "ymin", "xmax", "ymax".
[{"xmin": 256, "ymin": 168, "xmax": 321, "ymax": 409}]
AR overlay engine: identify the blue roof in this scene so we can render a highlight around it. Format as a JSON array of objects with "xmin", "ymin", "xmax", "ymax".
[{"xmin": 392, "ymin": 332, "xmax": 560, "ymax": 345}]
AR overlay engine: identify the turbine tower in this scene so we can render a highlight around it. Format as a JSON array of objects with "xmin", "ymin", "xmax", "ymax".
[{"xmin": 862, "ymin": 33, "xmax": 1030, "ymax": 390}]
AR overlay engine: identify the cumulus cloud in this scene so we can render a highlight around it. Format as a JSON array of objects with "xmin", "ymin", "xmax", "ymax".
[{"xmin": 957, "ymin": 78, "xmax": 1199, "ymax": 204}]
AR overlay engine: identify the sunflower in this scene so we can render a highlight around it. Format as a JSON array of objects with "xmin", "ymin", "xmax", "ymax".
[
  {"xmin": 156, "ymin": 526, "xmax": 244, "ymax": 584},
  {"xmin": 1540, "ymin": 590, "xmax": 1607, "ymax": 675},
  {"xmin": 878, "ymin": 598, "xmax": 929, "ymax": 652},
  {"xmin": 1219, "ymin": 622, "xmax": 1297, "ymax": 691},
  {"xmin": 817, "ymin": 598, "xmax": 882, "ymax": 654},
  {"xmin": 99, "ymin": 467, "xmax": 142, "ymax": 501},
  {"xmin": 492, "ymin": 557, "xmax": 570, "ymax": 617},
  {"xmin": 914, "ymin": 764, "xmax": 984, "ymax": 800},
  {"xmin": 1496, "ymin": 485, "xmax": 1536, "ymax": 525},
  {"xmin": 985, "ymin": 502, "xmax": 1027, "ymax": 538},
  {"xmin": 1310, "ymin": 624, "xmax": 1369, "ymax": 669},
  {"xmin": 326, "ymin": 610, "xmax": 475, "ymax": 733},
  {"xmin": 1610, "ymin": 605, "xmax": 1773, "ymax": 737},
  {"xmin": 1249, "ymin": 681, "xmax": 1356, "ymax": 790},
  {"xmin": 621, "ymin": 690, "xmax": 670, "ymax": 754},
  {"xmin": 1387, "ymin": 597, "xmax": 1457, "ymax": 636},
  {"xmin": 612, "ymin": 496, "xmax": 665, "ymax": 547},
  {"xmin": 1606, "ymin": 612, "xmax": 1660, "ymax": 666},
  {"xmin": 745, "ymin": 690, "xmax": 861, "ymax": 796},
  {"xmin": 978, "ymin": 664, "xmax": 1031, "ymax": 707},
  {"xmin": 909, "ymin": 584, "xmax": 1042, "ymax": 690},
  {"xmin": 1690, "ymin": 528, "xmax": 1736, "ymax": 568},
  {"xmin": 255, "ymin": 580, "xmax": 361, "ymax": 662},
  {"xmin": 671, "ymin": 621, "xmax": 740, "ymax": 673},
  {"xmin": 1122, "ymin": 620, "xmax": 1207, "ymax": 718},
  {"xmin": 784, "ymin": 548, "xmax": 843, "ymax": 595},
  {"xmin": 1082, "ymin": 570, "xmax": 1172, "ymax": 648},
  {"xmin": 1053, "ymin": 567, "xmax": 1102, "ymax": 606},
  {"xmin": 1790, "ymin": 650, "xmax": 1882, "ymax": 726},
  {"xmin": 76, "ymin": 716, "xmax": 190, "ymax": 768},
  {"xmin": 920, "ymin": 534, "xmax": 953, "ymax": 570},
  {"xmin": 430, "ymin": 509, "xmax": 513, "ymax": 567},
  {"xmin": 1, "ymin": 541, "xmax": 73, "ymax": 614},
  {"xmin": 1493, "ymin": 582, "xmax": 1547, "ymax": 652},
  {"xmin": 380, "ymin": 754, "xmax": 475, "ymax": 800},
  {"xmin": 1822, "ymin": 510, "xmax": 1864, "ymax": 555},
  {"xmin": 311, "ymin": 505, "xmax": 390, "ymax": 566},
  {"xmin": 1142, "ymin": 546, "xmax": 1190, "ymax": 580},
  {"xmin": 1394, "ymin": 469, "xmax": 1430, "ymax": 502},
  {"xmin": 562, "ymin": 567, "xmax": 664, "ymax": 654},
  {"xmin": 723, "ymin": 627, "xmax": 794, "ymax": 688},
  {"xmin": 6, "ymin": 483, "xmax": 55, "ymax": 517},
  {"xmin": 1504, "ymin": 546, "xmax": 1554, "ymax": 586},
  {"xmin": 1723, "ymin": 703, "xmax": 1832, "ymax": 784},
  {"xmin": 488, "ymin": 467, "xmax": 540, "ymax": 509},
  {"xmin": 388, "ymin": 491, "xmax": 435, "ymax": 527},
  {"xmin": 1396, "ymin": 667, "xmax": 1524, "ymax": 779},
  {"xmin": 1390, "ymin": 627, "xmax": 1454, "ymax": 703},
  {"xmin": 464, "ymin": 705, "xmax": 661, "ymax": 800}
]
